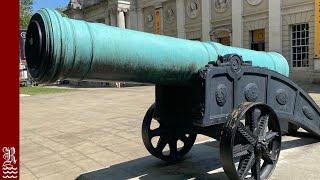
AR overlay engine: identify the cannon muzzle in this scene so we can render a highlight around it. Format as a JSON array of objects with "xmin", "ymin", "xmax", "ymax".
[{"xmin": 25, "ymin": 9, "xmax": 289, "ymax": 84}]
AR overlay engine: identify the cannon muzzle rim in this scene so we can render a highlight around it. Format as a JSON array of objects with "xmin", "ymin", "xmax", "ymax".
[
  {"xmin": 25, "ymin": 9, "xmax": 63, "ymax": 84},
  {"xmin": 25, "ymin": 17, "xmax": 44, "ymax": 80}
]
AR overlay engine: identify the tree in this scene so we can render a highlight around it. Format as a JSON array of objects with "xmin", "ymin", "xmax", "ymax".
[{"xmin": 20, "ymin": 0, "xmax": 33, "ymax": 29}]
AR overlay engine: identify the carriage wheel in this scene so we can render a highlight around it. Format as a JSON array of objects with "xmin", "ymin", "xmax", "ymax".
[
  {"xmin": 220, "ymin": 102, "xmax": 281, "ymax": 180},
  {"xmin": 142, "ymin": 103, "xmax": 197, "ymax": 162}
]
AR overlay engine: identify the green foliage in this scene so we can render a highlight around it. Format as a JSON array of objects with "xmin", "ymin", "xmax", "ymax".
[
  {"xmin": 20, "ymin": 87, "xmax": 77, "ymax": 95},
  {"xmin": 20, "ymin": 0, "xmax": 33, "ymax": 29}
]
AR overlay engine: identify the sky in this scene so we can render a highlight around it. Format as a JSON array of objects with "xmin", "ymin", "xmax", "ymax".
[{"xmin": 32, "ymin": 0, "xmax": 69, "ymax": 13}]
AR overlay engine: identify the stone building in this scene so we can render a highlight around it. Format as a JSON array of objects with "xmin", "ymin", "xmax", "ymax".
[{"xmin": 64, "ymin": 0, "xmax": 320, "ymax": 83}]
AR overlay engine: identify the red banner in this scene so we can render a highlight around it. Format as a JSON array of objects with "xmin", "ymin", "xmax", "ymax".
[{"xmin": 0, "ymin": 0, "xmax": 19, "ymax": 179}]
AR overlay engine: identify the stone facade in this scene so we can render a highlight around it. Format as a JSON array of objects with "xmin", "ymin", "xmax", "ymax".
[
  {"xmin": 65, "ymin": 0, "xmax": 135, "ymax": 28},
  {"xmin": 64, "ymin": 0, "xmax": 320, "ymax": 83}
]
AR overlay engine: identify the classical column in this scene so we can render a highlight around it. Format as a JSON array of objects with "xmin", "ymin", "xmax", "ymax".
[
  {"xmin": 269, "ymin": 0, "xmax": 281, "ymax": 52},
  {"xmin": 314, "ymin": 0, "xmax": 320, "ymax": 71},
  {"xmin": 109, "ymin": 9, "xmax": 117, "ymax": 26},
  {"xmin": 137, "ymin": 8, "xmax": 144, "ymax": 31},
  {"xmin": 176, "ymin": 0, "xmax": 186, "ymax": 38},
  {"xmin": 231, "ymin": 0, "xmax": 243, "ymax": 47},
  {"xmin": 105, "ymin": 12, "xmax": 110, "ymax": 25},
  {"xmin": 125, "ymin": 11, "xmax": 131, "ymax": 29},
  {"xmin": 128, "ymin": 10, "xmax": 138, "ymax": 30},
  {"xmin": 201, "ymin": 0, "xmax": 211, "ymax": 41},
  {"xmin": 117, "ymin": 9, "xmax": 126, "ymax": 28}
]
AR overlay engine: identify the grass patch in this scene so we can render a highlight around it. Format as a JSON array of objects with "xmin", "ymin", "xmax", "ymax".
[{"xmin": 20, "ymin": 87, "xmax": 77, "ymax": 95}]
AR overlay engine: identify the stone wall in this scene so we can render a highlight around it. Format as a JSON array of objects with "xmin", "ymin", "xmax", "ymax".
[
  {"xmin": 83, "ymin": 3, "xmax": 107, "ymax": 22},
  {"xmin": 242, "ymin": 0, "xmax": 268, "ymax": 50},
  {"xmin": 143, "ymin": 6, "xmax": 155, "ymax": 33},
  {"xmin": 210, "ymin": 0, "xmax": 231, "ymax": 41},
  {"xmin": 163, "ymin": 0, "xmax": 177, "ymax": 37},
  {"xmin": 185, "ymin": 0, "xmax": 201, "ymax": 40},
  {"xmin": 281, "ymin": 1, "xmax": 315, "ymax": 83}
]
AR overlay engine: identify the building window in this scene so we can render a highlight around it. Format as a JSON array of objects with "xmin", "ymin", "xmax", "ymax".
[
  {"xmin": 291, "ymin": 24, "xmax": 309, "ymax": 67},
  {"xmin": 251, "ymin": 29, "xmax": 265, "ymax": 51},
  {"xmin": 218, "ymin": 36, "xmax": 231, "ymax": 46}
]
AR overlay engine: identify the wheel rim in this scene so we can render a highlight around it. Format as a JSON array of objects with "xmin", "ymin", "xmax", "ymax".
[
  {"xmin": 221, "ymin": 103, "xmax": 281, "ymax": 180},
  {"xmin": 142, "ymin": 103, "xmax": 197, "ymax": 162}
]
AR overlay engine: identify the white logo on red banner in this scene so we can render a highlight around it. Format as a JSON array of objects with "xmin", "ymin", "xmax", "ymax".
[{"xmin": 2, "ymin": 147, "xmax": 18, "ymax": 179}]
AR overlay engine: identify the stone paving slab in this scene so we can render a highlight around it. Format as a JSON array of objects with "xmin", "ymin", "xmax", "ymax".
[{"xmin": 20, "ymin": 85, "xmax": 320, "ymax": 180}]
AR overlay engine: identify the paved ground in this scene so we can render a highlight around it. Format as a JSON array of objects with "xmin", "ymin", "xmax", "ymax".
[{"xmin": 20, "ymin": 85, "xmax": 320, "ymax": 180}]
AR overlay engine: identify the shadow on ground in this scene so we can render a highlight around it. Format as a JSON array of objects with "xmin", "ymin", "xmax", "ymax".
[
  {"xmin": 76, "ymin": 132, "xmax": 319, "ymax": 180},
  {"xmin": 299, "ymin": 83, "xmax": 320, "ymax": 94}
]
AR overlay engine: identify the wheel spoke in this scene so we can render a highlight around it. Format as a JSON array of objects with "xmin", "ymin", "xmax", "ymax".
[
  {"xmin": 245, "ymin": 177, "xmax": 255, "ymax": 180},
  {"xmin": 156, "ymin": 137, "xmax": 167, "ymax": 152},
  {"xmin": 180, "ymin": 134, "xmax": 188, "ymax": 142},
  {"xmin": 265, "ymin": 131, "xmax": 278, "ymax": 143},
  {"xmin": 251, "ymin": 108, "xmax": 261, "ymax": 131},
  {"xmin": 169, "ymin": 140, "xmax": 178, "ymax": 157},
  {"xmin": 238, "ymin": 123, "xmax": 257, "ymax": 145},
  {"xmin": 262, "ymin": 151, "xmax": 275, "ymax": 165},
  {"xmin": 150, "ymin": 128, "xmax": 162, "ymax": 138},
  {"xmin": 252, "ymin": 158, "xmax": 261, "ymax": 180},
  {"xmin": 233, "ymin": 144, "xmax": 252, "ymax": 158},
  {"xmin": 258, "ymin": 115, "xmax": 269, "ymax": 137},
  {"xmin": 238, "ymin": 153, "xmax": 256, "ymax": 179}
]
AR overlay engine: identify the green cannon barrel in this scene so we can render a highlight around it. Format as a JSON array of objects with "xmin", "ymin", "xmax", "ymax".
[{"xmin": 25, "ymin": 9, "xmax": 289, "ymax": 84}]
